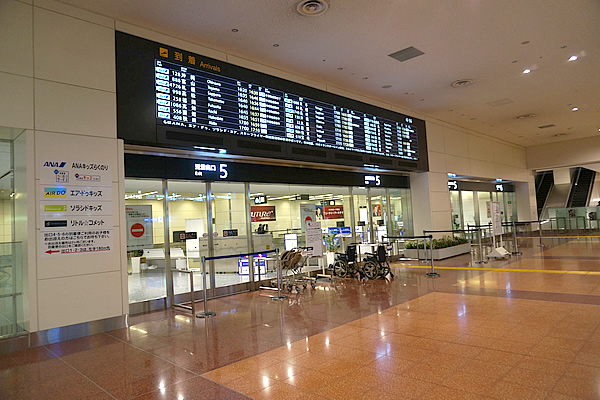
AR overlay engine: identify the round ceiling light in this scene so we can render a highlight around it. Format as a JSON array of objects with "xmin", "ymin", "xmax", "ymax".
[
  {"xmin": 296, "ymin": 0, "xmax": 329, "ymax": 16},
  {"xmin": 451, "ymin": 79, "xmax": 473, "ymax": 88}
]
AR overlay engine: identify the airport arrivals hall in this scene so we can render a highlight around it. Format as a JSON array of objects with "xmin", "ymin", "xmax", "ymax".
[{"xmin": 1, "ymin": 1, "xmax": 600, "ymax": 398}]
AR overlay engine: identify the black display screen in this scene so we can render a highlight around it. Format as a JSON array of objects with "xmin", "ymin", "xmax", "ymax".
[
  {"xmin": 116, "ymin": 32, "xmax": 428, "ymax": 171},
  {"xmin": 155, "ymin": 59, "xmax": 418, "ymax": 160}
]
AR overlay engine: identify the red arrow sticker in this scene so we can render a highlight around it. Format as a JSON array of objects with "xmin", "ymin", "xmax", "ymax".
[{"xmin": 45, "ymin": 250, "xmax": 60, "ymax": 254}]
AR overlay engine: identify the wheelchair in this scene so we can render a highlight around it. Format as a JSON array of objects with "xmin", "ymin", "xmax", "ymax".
[
  {"xmin": 361, "ymin": 245, "xmax": 393, "ymax": 279},
  {"xmin": 332, "ymin": 244, "xmax": 358, "ymax": 278}
]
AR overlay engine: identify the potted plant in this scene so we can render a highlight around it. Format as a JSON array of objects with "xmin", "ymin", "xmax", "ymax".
[
  {"xmin": 323, "ymin": 233, "xmax": 340, "ymax": 267},
  {"xmin": 403, "ymin": 236, "xmax": 470, "ymax": 260}
]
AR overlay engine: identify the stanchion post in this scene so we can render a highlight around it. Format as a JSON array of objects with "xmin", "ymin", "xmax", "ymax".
[
  {"xmin": 476, "ymin": 228, "xmax": 488, "ymax": 264},
  {"xmin": 189, "ymin": 269, "xmax": 195, "ymax": 316},
  {"xmin": 271, "ymin": 248, "xmax": 287, "ymax": 301},
  {"xmin": 538, "ymin": 220, "xmax": 545, "ymax": 247},
  {"xmin": 426, "ymin": 234, "xmax": 439, "ymax": 277},
  {"xmin": 196, "ymin": 256, "xmax": 216, "ymax": 318},
  {"xmin": 512, "ymin": 221, "xmax": 522, "ymax": 255}
]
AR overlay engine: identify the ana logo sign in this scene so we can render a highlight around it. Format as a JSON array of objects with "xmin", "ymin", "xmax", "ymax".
[
  {"xmin": 448, "ymin": 180, "xmax": 458, "ymax": 190},
  {"xmin": 43, "ymin": 161, "xmax": 67, "ymax": 168}
]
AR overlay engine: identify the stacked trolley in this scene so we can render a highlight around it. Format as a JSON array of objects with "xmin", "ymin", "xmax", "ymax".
[{"xmin": 278, "ymin": 247, "xmax": 316, "ymax": 292}]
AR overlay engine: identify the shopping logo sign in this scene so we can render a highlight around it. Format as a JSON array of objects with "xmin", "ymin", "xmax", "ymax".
[
  {"xmin": 44, "ymin": 187, "xmax": 67, "ymax": 198},
  {"xmin": 44, "ymin": 204, "xmax": 67, "ymax": 212}
]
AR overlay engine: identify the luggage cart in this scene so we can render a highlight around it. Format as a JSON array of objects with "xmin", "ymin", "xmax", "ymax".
[{"xmin": 278, "ymin": 247, "xmax": 316, "ymax": 292}]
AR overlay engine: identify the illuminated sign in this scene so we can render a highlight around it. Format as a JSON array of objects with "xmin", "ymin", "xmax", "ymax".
[
  {"xmin": 448, "ymin": 180, "xmax": 458, "ymax": 190},
  {"xmin": 253, "ymin": 196, "xmax": 267, "ymax": 204},
  {"xmin": 496, "ymin": 184, "xmax": 504, "ymax": 192},
  {"xmin": 364, "ymin": 175, "xmax": 381, "ymax": 186},
  {"xmin": 193, "ymin": 162, "xmax": 229, "ymax": 179}
]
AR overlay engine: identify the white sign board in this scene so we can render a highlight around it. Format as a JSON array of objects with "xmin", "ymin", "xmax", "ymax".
[
  {"xmin": 38, "ymin": 159, "xmax": 114, "ymax": 258},
  {"xmin": 491, "ymin": 201, "xmax": 503, "ymax": 236},
  {"xmin": 126, "ymin": 205, "xmax": 154, "ymax": 250},
  {"xmin": 305, "ymin": 221, "xmax": 323, "ymax": 257}
]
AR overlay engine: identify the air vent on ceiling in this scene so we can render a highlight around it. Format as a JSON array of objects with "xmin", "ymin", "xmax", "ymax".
[
  {"xmin": 538, "ymin": 124, "xmax": 556, "ymax": 129},
  {"xmin": 237, "ymin": 139, "xmax": 281, "ymax": 152},
  {"xmin": 165, "ymin": 130, "xmax": 224, "ymax": 145},
  {"xmin": 296, "ymin": 0, "xmax": 329, "ymax": 17},
  {"xmin": 487, "ymin": 98, "xmax": 514, "ymax": 107},
  {"xmin": 451, "ymin": 79, "xmax": 473, "ymax": 88},
  {"xmin": 334, "ymin": 152, "xmax": 363, "ymax": 162},
  {"xmin": 388, "ymin": 46, "xmax": 425, "ymax": 62},
  {"xmin": 516, "ymin": 113, "xmax": 536, "ymax": 119},
  {"xmin": 291, "ymin": 147, "xmax": 326, "ymax": 158},
  {"xmin": 369, "ymin": 157, "xmax": 393, "ymax": 166}
]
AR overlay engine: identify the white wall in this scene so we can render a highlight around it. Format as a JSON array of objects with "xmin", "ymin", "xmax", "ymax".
[
  {"xmin": 2, "ymin": 0, "xmax": 125, "ymax": 331},
  {"xmin": 527, "ymin": 136, "xmax": 600, "ymax": 171},
  {"xmin": 412, "ymin": 121, "xmax": 534, "ymax": 232}
]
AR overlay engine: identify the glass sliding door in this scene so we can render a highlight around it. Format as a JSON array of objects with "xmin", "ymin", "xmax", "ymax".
[
  {"xmin": 124, "ymin": 179, "xmax": 167, "ymax": 303},
  {"xmin": 369, "ymin": 187, "xmax": 388, "ymax": 242},
  {"xmin": 211, "ymin": 182, "xmax": 251, "ymax": 292},
  {"xmin": 353, "ymin": 187, "xmax": 369, "ymax": 243},
  {"xmin": 166, "ymin": 180, "xmax": 208, "ymax": 295}
]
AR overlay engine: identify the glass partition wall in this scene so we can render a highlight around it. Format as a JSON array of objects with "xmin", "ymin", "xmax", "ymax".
[
  {"xmin": 125, "ymin": 178, "xmax": 411, "ymax": 308},
  {"xmin": 0, "ymin": 139, "xmax": 26, "ymax": 338},
  {"xmin": 450, "ymin": 190, "xmax": 517, "ymax": 230}
]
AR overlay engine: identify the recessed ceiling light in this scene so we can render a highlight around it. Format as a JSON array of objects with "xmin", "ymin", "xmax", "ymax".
[
  {"xmin": 273, "ymin": 44, "xmax": 279, "ymax": 47},
  {"xmin": 523, "ymin": 69, "xmax": 531, "ymax": 74},
  {"xmin": 362, "ymin": 77, "xmax": 368, "ymax": 80},
  {"xmin": 511, "ymin": 60, "xmax": 518, "ymax": 64},
  {"xmin": 381, "ymin": 85, "xmax": 392, "ymax": 89},
  {"xmin": 568, "ymin": 55, "xmax": 578, "ymax": 61},
  {"xmin": 572, "ymin": 107, "xmax": 579, "ymax": 111},
  {"xmin": 231, "ymin": 29, "xmax": 239, "ymax": 32},
  {"xmin": 337, "ymin": 67, "xmax": 343, "ymax": 70},
  {"xmin": 521, "ymin": 40, "xmax": 530, "ymax": 45}
]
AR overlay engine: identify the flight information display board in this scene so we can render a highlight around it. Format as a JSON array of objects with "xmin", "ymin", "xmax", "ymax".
[
  {"xmin": 155, "ymin": 59, "xmax": 418, "ymax": 160},
  {"xmin": 116, "ymin": 32, "xmax": 428, "ymax": 171}
]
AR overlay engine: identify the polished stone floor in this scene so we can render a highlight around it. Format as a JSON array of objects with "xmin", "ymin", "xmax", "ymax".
[{"xmin": 3, "ymin": 235, "xmax": 600, "ymax": 399}]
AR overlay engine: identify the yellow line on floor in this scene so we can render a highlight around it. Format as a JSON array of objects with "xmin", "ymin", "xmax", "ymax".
[
  {"xmin": 517, "ymin": 236, "xmax": 600, "ymax": 239},
  {"xmin": 402, "ymin": 265, "xmax": 598, "ymax": 275}
]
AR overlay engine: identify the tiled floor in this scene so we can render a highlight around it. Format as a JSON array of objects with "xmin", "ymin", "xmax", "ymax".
[{"xmin": 3, "ymin": 235, "xmax": 600, "ymax": 399}]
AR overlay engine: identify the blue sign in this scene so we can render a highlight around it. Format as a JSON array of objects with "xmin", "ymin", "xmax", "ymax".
[
  {"xmin": 327, "ymin": 227, "xmax": 341, "ymax": 234},
  {"xmin": 340, "ymin": 226, "xmax": 352, "ymax": 235}
]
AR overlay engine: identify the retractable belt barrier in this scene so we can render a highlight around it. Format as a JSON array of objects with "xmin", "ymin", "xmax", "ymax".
[
  {"xmin": 172, "ymin": 248, "xmax": 282, "ymax": 319},
  {"xmin": 384, "ymin": 235, "xmax": 439, "ymax": 277}
]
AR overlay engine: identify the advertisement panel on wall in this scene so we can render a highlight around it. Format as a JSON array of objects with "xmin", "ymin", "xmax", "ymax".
[
  {"xmin": 300, "ymin": 203, "xmax": 316, "ymax": 230},
  {"xmin": 323, "ymin": 205, "xmax": 344, "ymax": 220},
  {"xmin": 125, "ymin": 205, "xmax": 154, "ymax": 250},
  {"xmin": 251, "ymin": 206, "xmax": 276, "ymax": 222}
]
